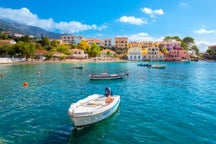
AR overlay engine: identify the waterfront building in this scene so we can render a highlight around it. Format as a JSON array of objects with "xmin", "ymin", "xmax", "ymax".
[
  {"xmin": 127, "ymin": 47, "xmax": 142, "ymax": 61},
  {"xmin": 104, "ymin": 38, "xmax": 112, "ymax": 48},
  {"xmin": 143, "ymin": 47, "xmax": 164, "ymax": 61},
  {"xmin": 59, "ymin": 35, "xmax": 83, "ymax": 44},
  {"xmin": 141, "ymin": 41, "xmax": 154, "ymax": 49},
  {"xmin": 160, "ymin": 40, "xmax": 181, "ymax": 50},
  {"xmin": 164, "ymin": 49, "xmax": 190, "ymax": 61},
  {"xmin": 114, "ymin": 37, "xmax": 128, "ymax": 55},
  {"xmin": 100, "ymin": 49, "xmax": 116, "ymax": 58},
  {"xmin": 208, "ymin": 45, "xmax": 216, "ymax": 52},
  {"xmin": 85, "ymin": 38, "xmax": 104, "ymax": 47},
  {"xmin": 129, "ymin": 42, "xmax": 142, "ymax": 48},
  {"xmin": 114, "ymin": 37, "xmax": 128, "ymax": 49},
  {"xmin": 35, "ymin": 49, "xmax": 49, "ymax": 60},
  {"xmin": 70, "ymin": 49, "xmax": 88, "ymax": 59}
]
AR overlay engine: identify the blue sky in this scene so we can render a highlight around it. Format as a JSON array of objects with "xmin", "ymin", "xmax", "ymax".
[{"xmin": 1, "ymin": 0, "xmax": 216, "ymax": 52}]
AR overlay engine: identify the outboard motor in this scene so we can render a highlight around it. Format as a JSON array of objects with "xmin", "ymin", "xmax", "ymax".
[{"xmin": 105, "ymin": 87, "xmax": 112, "ymax": 97}]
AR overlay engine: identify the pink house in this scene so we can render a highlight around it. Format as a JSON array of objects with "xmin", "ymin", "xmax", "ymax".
[
  {"xmin": 164, "ymin": 50, "xmax": 190, "ymax": 61},
  {"xmin": 162, "ymin": 40, "xmax": 181, "ymax": 50}
]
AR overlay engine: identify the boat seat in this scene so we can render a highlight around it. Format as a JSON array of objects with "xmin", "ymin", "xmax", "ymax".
[{"xmin": 88, "ymin": 101, "xmax": 107, "ymax": 106}]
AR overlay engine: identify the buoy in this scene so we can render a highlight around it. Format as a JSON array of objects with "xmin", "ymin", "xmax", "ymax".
[
  {"xmin": 23, "ymin": 82, "xmax": 29, "ymax": 87},
  {"xmin": 0, "ymin": 73, "xmax": 4, "ymax": 78},
  {"xmin": 37, "ymin": 71, "xmax": 40, "ymax": 74}
]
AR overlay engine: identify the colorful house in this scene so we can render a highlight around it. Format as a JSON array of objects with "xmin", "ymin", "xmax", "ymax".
[
  {"xmin": 35, "ymin": 49, "xmax": 49, "ymax": 60},
  {"xmin": 164, "ymin": 50, "xmax": 190, "ymax": 61},
  {"xmin": 127, "ymin": 47, "xmax": 142, "ymax": 61},
  {"xmin": 143, "ymin": 47, "xmax": 164, "ymax": 61},
  {"xmin": 104, "ymin": 38, "xmax": 112, "ymax": 48},
  {"xmin": 70, "ymin": 49, "xmax": 88, "ymax": 59},
  {"xmin": 85, "ymin": 38, "xmax": 104, "ymax": 47},
  {"xmin": 160, "ymin": 40, "xmax": 181, "ymax": 50},
  {"xmin": 100, "ymin": 49, "xmax": 116, "ymax": 58}
]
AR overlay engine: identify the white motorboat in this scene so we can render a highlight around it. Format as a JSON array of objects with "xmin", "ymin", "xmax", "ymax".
[{"xmin": 68, "ymin": 94, "xmax": 120, "ymax": 129}]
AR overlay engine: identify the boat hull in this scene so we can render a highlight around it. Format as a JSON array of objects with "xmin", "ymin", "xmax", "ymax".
[
  {"xmin": 89, "ymin": 76, "xmax": 124, "ymax": 80},
  {"xmin": 89, "ymin": 73, "xmax": 125, "ymax": 80},
  {"xmin": 68, "ymin": 95, "xmax": 120, "ymax": 129}
]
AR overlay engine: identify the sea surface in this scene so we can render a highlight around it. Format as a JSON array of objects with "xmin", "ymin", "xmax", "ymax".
[{"xmin": 0, "ymin": 61, "xmax": 216, "ymax": 144}]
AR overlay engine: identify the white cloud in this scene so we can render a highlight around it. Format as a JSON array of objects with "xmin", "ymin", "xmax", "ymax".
[
  {"xmin": 0, "ymin": 7, "xmax": 106, "ymax": 33},
  {"xmin": 193, "ymin": 29, "xmax": 215, "ymax": 34},
  {"xmin": 195, "ymin": 40, "xmax": 216, "ymax": 52},
  {"xmin": 141, "ymin": 7, "xmax": 164, "ymax": 18},
  {"xmin": 179, "ymin": 2, "xmax": 188, "ymax": 7},
  {"xmin": 119, "ymin": 16, "xmax": 147, "ymax": 25},
  {"xmin": 118, "ymin": 32, "xmax": 163, "ymax": 42}
]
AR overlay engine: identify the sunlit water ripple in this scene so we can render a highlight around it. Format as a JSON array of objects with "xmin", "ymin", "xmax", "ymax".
[{"xmin": 0, "ymin": 62, "xmax": 216, "ymax": 144}]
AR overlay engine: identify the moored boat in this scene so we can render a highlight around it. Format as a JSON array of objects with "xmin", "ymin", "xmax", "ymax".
[
  {"xmin": 68, "ymin": 94, "xmax": 120, "ymax": 129},
  {"xmin": 72, "ymin": 64, "xmax": 83, "ymax": 69},
  {"xmin": 89, "ymin": 72, "xmax": 127, "ymax": 80},
  {"xmin": 148, "ymin": 64, "xmax": 167, "ymax": 69},
  {"xmin": 137, "ymin": 63, "xmax": 151, "ymax": 67},
  {"xmin": 181, "ymin": 59, "xmax": 191, "ymax": 63}
]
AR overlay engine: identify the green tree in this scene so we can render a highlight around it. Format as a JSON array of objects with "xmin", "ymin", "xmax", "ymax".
[
  {"xmin": 37, "ymin": 36, "xmax": 50, "ymax": 47},
  {"xmin": 77, "ymin": 40, "xmax": 90, "ymax": 52},
  {"xmin": 191, "ymin": 45, "xmax": 200, "ymax": 55},
  {"xmin": 0, "ymin": 33, "xmax": 9, "ymax": 40},
  {"xmin": 106, "ymin": 51, "xmax": 111, "ymax": 57},
  {"xmin": 50, "ymin": 39, "xmax": 59, "ymax": 47},
  {"xmin": 7, "ymin": 45, "xmax": 16, "ymax": 57},
  {"xmin": 182, "ymin": 37, "xmax": 194, "ymax": 50},
  {"xmin": 163, "ymin": 36, "xmax": 182, "ymax": 41},
  {"xmin": 206, "ymin": 49, "xmax": 216, "ymax": 59},
  {"xmin": 14, "ymin": 42, "xmax": 35, "ymax": 60},
  {"xmin": 15, "ymin": 35, "xmax": 33, "ymax": 43},
  {"xmin": 87, "ymin": 42, "xmax": 100, "ymax": 57},
  {"xmin": 35, "ymin": 43, "xmax": 43, "ymax": 50},
  {"xmin": 0, "ymin": 45, "xmax": 8, "ymax": 56},
  {"xmin": 70, "ymin": 43, "xmax": 77, "ymax": 49},
  {"xmin": 161, "ymin": 47, "xmax": 169, "ymax": 54},
  {"xmin": 57, "ymin": 44, "xmax": 71, "ymax": 55}
]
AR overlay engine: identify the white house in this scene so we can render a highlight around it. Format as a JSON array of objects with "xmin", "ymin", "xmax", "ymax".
[
  {"xmin": 70, "ymin": 49, "xmax": 88, "ymax": 59},
  {"xmin": 127, "ymin": 47, "xmax": 142, "ymax": 61}
]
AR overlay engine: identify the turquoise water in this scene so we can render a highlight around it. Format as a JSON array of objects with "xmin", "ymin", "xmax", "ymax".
[{"xmin": 0, "ymin": 61, "xmax": 216, "ymax": 144}]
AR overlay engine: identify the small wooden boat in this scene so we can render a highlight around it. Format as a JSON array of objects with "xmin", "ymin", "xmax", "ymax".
[
  {"xmin": 89, "ymin": 73, "xmax": 126, "ymax": 80},
  {"xmin": 148, "ymin": 64, "xmax": 167, "ymax": 69},
  {"xmin": 68, "ymin": 94, "xmax": 120, "ymax": 129}
]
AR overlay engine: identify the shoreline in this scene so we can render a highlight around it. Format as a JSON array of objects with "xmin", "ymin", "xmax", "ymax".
[
  {"xmin": 0, "ymin": 58, "xmax": 128, "ymax": 65},
  {"xmin": 0, "ymin": 58, "xmax": 212, "ymax": 65}
]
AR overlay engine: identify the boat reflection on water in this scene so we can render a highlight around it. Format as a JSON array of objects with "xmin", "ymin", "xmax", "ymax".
[{"xmin": 68, "ymin": 108, "xmax": 120, "ymax": 143}]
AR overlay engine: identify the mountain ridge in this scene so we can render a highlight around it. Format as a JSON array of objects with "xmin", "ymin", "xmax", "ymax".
[{"xmin": 0, "ymin": 19, "xmax": 62, "ymax": 38}]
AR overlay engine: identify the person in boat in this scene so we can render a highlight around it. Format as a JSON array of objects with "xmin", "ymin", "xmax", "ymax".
[{"xmin": 105, "ymin": 87, "xmax": 114, "ymax": 104}]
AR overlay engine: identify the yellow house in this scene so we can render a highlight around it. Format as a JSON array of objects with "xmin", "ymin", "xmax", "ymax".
[
  {"xmin": 143, "ymin": 47, "xmax": 164, "ymax": 61},
  {"xmin": 100, "ymin": 49, "xmax": 116, "ymax": 58}
]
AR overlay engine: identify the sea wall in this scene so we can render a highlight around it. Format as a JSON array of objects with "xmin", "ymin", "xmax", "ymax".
[{"xmin": 0, "ymin": 57, "xmax": 26, "ymax": 64}]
